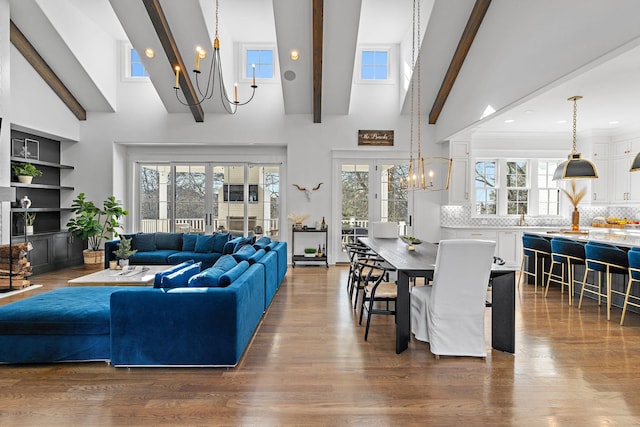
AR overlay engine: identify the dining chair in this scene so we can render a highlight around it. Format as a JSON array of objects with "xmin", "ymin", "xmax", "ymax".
[
  {"xmin": 410, "ymin": 239, "xmax": 496, "ymax": 358},
  {"xmin": 357, "ymin": 260, "xmax": 397, "ymax": 341}
]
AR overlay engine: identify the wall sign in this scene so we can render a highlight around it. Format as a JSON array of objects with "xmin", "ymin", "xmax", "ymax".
[{"xmin": 358, "ymin": 130, "xmax": 394, "ymax": 146}]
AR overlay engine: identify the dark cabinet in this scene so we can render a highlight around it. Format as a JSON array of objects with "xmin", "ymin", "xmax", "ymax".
[{"xmin": 25, "ymin": 232, "xmax": 83, "ymax": 275}]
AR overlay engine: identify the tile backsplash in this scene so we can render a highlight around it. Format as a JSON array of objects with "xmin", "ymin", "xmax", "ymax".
[{"xmin": 441, "ymin": 205, "xmax": 640, "ymax": 227}]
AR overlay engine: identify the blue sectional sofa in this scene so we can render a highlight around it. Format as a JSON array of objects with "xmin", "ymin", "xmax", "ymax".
[
  {"xmin": 0, "ymin": 238, "xmax": 287, "ymax": 366},
  {"xmin": 104, "ymin": 232, "xmax": 255, "ymax": 270}
]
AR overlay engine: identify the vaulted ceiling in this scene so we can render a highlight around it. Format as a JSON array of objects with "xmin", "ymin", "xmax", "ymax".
[{"xmin": 8, "ymin": 0, "xmax": 640, "ymax": 138}]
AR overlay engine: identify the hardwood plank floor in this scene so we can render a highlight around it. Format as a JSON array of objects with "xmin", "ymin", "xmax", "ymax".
[{"xmin": 2, "ymin": 264, "xmax": 640, "ymax": 426}]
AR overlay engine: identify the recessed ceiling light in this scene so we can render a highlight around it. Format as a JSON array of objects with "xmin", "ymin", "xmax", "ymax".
[
  {"xmin": 290, "ymin": 50, "xmax": 299, "ymax": 61},
  {"xmin": 556, "ymin": 120, "xmax": 567, "ymax": 124},
  {"xmin": 144, "ymin": 48, "xmax": 155, "ymax": 58},
  {"xmin": 524, "ymin": 110, "xmax": 535, "ymax": 114},
  {"xmin": 504, "ymin": 119, "xmax": 515, "ymax": 123},
  {"xmin": 609, "ymin": 120, "xmax": 620, "ymax": 125}
]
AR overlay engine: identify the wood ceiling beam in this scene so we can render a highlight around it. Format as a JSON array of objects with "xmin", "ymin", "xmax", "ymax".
[
  {"xmin": 10, "ymin": 21, "xmax": 86, "ymax": 121},
  {"xmin": 142, "ymin": 0, "xmax": 205, "ymax": 123},
  {"xmin": 428, "ymin": 0, "xmax": 492, "ymax": 124},
  {"xmin": 312, "ymin": 0, "xmax": 323, "ymax": 123}
]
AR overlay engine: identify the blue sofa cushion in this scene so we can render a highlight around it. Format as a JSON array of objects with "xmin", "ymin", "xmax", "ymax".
[
  {"xmin": 153, "ymin": 260, "xmax": 195, "ymax": 288},
  {"xmin": 167, "ymin": 252, "xmax": 221, "ymax": 269},
  {"xmin": 132, "ymin": 233, "xmax": 157, "ymax": 252},
  {"xmin": 253, "ymin": 236, "xmax": 271, "ymax": 250},
  {"xmin": 219, "ymin": 261, "xmax": 250, "ymax": 287},
  {"xmin": 182, "ymin": 234, "xmax": 198, "ymax": 252},
  {"xmin": 223, "ymin": 237, "xmax": 243, "ymax": 254},
  {"xmin": 161, "ymin": 262, "xmax": 202, "ymax": 289},
  {"xmin": 129, "ymin": 250, "xmax": 177, "ymax": 265},
  {"xmin": 248, "ymin": 248, "xmax": 266, "ymax": 265},
  {"xmin": 195, "ymin": 235, "xmax": 215, "ymax": 253},
  {"xmin": 266, "ymin": 241, "xmax": 279, "ymax": 252},
  {"xmin": 188, "ymin": 255, "xmax": 238, "ymax": 287},
  {"xmin": 155, "ymin": 232, "xmax": 183, "ymax": 251},
  {"xmin": 233, "ymin": 244, "xmax": 257, "ymax": 263},
  {"xmin": 214, "ymin": 254, "xmax": 239, "ymax": 270},
  {"xmin": 212, "ymin": 232, "xmax": 231, "ymax": 253},
  {"xmin": 0, "ymin": 287, "xmax": 121, "ymax": 335}
]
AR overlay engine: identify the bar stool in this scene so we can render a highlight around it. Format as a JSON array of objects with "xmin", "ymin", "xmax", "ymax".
[
  {"xmin": 520, "ymin": 234, "xmax": 552, "ymax": 293},
  {"xmin": 545, "ymin": 237, "xmax": 586, "ymax": 306},
  {"xmin": 578, "ymin": 241, "xmax": 628, "ymax": 321},
  {"xmin": 620, "ymin": 247, "xmax": 640, "ymax": 325}
]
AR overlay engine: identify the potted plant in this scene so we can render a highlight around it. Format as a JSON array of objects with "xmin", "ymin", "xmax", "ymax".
[
  {"xmin": 304, "ymin": 247, "xmax": 317, "ymax": 258},
  {"xmin": 66, "ymin": 192, "xmax": 129, "ymax": 266},
  {"xmin": 12, "ymin": 162, "xmax": 42, "ymax": 184},
  {"xmin": 113, "ymin": 236, "xmax": 137, "ymax": 268},
  {"xmin": 24, "ymin": 212, "xmax": 36, "ymax": 235}
]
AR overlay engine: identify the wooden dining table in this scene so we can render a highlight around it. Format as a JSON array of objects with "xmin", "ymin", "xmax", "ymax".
[{"xmin": 359, "ymin": 237, "xmax": 517, "ymax": 355}]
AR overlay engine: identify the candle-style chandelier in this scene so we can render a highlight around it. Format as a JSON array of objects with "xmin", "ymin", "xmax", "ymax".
[
  {"xmin": 406, "ymin": 0, "xmax": 451, "ymax": 191},
  {"xmin": 173, "ymin": 0, "xmax": 257, "ymax": 113}
]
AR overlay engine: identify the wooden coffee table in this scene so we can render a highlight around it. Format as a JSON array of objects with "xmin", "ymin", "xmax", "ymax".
[{"xmin": 68, "ymin": 265, "xmax": 171, "ymax": 286}]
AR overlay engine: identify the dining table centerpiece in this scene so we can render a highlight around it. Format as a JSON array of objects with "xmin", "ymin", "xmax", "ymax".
[{"xmin": 400, "ymin": 235, "xmax": 422, "ymax": 251}]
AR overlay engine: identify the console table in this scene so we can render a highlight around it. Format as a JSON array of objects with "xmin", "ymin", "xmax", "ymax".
[
  {"xmin": 291, "ymin": 227, "xmax": 328, "ymax": 267},
  {"xmin": 359, "ymin": 237, "xmax": 517, "ymax": 354}
]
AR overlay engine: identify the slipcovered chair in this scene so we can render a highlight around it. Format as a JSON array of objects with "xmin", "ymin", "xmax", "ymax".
[
  {"xmin": 578, "ymin": 241, "xmax": 628, "ymax": 321},
  {"xmin": 410, "ymin": 239, "xmax": 496, "ymax": 359},
  {"xmin": 621, "ymin": 247, "xmax": 640, "ymax": 325}
]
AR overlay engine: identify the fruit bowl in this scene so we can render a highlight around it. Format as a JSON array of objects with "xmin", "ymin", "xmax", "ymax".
[{"xmin": 400, "ymin": 235, "xmax": 422, "ymax": 250}]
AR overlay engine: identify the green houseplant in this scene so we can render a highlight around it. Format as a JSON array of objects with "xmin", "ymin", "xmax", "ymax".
[
  {"xmin": 66, "ymin": 192, "xmax": 129, "ymax": 265},
  {"xmin": 113, "ymin": 236, "xmax": 137, "ymax": 267},
  {"xmin": 304, "ymin": 247, "xmax": 317, "ymax": 258},
  {"xmin": 12, "ymin": 162, "xmax": 42, "ymax": 184},
  {"xmin": 24, "ymin": 212, "xmax": 36, "ymax": 235}
]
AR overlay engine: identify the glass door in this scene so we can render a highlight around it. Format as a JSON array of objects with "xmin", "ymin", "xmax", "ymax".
[
  {"xmin": 335, "ymin": 160, "xmax": 410, "ymax": 263},
  {"xmin": 139, "ymin": 163, "xmax": 280, "ymax": 236}
]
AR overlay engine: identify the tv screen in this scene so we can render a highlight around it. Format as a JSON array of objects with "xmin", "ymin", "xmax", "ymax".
[{"xmin": 223, "ymin": 184, "xmax": 258, "ymax": 202}]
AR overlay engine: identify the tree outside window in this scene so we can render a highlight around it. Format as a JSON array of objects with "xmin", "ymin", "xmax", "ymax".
[
  {"xmin": 475, "ymin": 161, "xmax": 497, "ymax": 215},
  {"xmin": 506, "ymin": 161, "xmax": 528, "ymax": 215}
]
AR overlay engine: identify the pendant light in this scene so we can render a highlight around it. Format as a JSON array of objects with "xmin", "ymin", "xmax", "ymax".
[
  {"xmin": 552, "ymin": 96, "xmax": 598, "ymax": 180},
  {"xmin": 630, "ymin": 153, "xmax": 640, "ymax": 172}
]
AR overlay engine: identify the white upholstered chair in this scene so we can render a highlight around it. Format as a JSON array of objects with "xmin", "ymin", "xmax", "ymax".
[{"xmin": 410, "ymin": 239, "xmax": 496, "ymax": 359}]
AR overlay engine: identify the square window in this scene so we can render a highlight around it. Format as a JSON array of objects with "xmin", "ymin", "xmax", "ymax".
[
  {"xmin": 247, "ymin": 49, "xmax": 273, "ymax": 79},
  {"xmin": 361, "ymin": 50, "xmax": 388, "ymax": 80},
  {"xmin": 130, "ymin": 48, "xmax": 149, "ymax": 78}
]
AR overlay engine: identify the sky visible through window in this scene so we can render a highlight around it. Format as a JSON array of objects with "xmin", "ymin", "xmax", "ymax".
[
  {"xmin": 130, "ymin": 49, "xmax": 148, "ymax": 78},
  {"xmin": 247, "ymin": 50, "xmax": 273, "ymax": 79},
  {"xmin": 361, "ymin": 50, "xmax": 388, "ymax": 80}
]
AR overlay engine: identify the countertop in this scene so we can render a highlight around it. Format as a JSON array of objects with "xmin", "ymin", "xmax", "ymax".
[{"xmin": 526, "ymin": 227, "xmax": 640, "ymax": 248}]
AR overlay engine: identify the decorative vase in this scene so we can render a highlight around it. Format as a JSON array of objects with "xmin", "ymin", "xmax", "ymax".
[
  {"xmin": 118, "ymin": 259, "xmax": 130, "ymax": 268},
  {"xmin": 18, "ymin": 176, "xmax": 33, "ymax": 184},
  {"xmin": 571, "ymin": 208, "xmax": 580, "ymax": 231},
  {"xmin": 25, "ymin": 225, "xmax": 34, "ymax": 235}
]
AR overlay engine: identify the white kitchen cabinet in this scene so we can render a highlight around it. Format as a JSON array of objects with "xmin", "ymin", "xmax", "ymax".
[
  {"xmin": 497, "ymin": 230, "xmax": 522, "ymax": 265},
  {"xmin": 448, "ymin": 141, "xmax": 470, "ymax": 204},
  {"xmin": 612, "ymin": 139, "xmax": 640, "ymax": 203},
  {"xmin": 590, "ymin": 143, "xmax": 609, "ymax": 204}
]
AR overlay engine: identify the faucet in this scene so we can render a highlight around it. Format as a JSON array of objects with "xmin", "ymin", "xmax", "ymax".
[{"xmin": 519, "ymin": 214, "xmax": 526, "ymax": 227}]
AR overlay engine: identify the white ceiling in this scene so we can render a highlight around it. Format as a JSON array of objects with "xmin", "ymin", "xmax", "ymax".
[{"xmin": 462, "ymin": 40, "xmax": 640, "ymax": 137}]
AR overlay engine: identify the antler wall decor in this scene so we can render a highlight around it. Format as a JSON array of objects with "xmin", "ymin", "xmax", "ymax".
[{"xmin": 293, "ymin": 183, "xmax": 323, "ymax": 201}]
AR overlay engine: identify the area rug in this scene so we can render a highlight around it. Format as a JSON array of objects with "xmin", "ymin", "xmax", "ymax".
[{"xmin": 0, "ymin": 284, "xmax": 43, "ymax": 300}]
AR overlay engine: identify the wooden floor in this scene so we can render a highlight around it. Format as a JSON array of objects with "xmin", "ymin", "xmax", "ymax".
[{"xmin": 2, "ymin": 265, "xmax": 640, "ymax": 426}]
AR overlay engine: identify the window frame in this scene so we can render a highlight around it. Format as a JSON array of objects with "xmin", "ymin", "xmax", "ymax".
[
  {"xmin": 356, "ymin": 46, "xmax": 394, "ymax": 85},
  {"xmin": 241, "ymin": 44, "xmax": 279, "ymax": 84},
  {"xmin": 474, "ymin": 160, "xmax": 498, "ymax": 216},
  {"xmin": 505, "ymin": 160, "xmax": 529, "ymax": 215},
  {"xmin": 121, "ymin": 42, "xmax": 150, "ymax": 82}
]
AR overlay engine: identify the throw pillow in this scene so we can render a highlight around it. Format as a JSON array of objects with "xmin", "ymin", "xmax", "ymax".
[
  {"xmin": 182, "ymin": 234, "xmax": 198, "ymax": 251},
  {"xmin": 194, "ymin": 235, "xmax": 215, "ymax": 253},
  {"xmin": 232, "ymin": 244, "xmax": 257, "ymax": 262},
  {"xmin": 212, "ymin": 232, "xmax": 231, "ymax": 253},
  {"xmin": 187, "ymin": 267, "xmax": 226, "ymax": 287},
  {"xmin": 153, "ymin": 260, "xmax": 195, "ymax": 288},
  {"xmin": 161, "ymin": 262, "xmax": 202, "ymax": 289},
  {"xmin": 219, "ymin": 261, "xmax": 250, "ymax": 287},
  {"xmin": 213, "ymin": 254, "xmax": 238, "ymax": 271},
  {"xmin": 253, "ymin": 236, "xmax": 271, "ymax": 250},
  {"xmin": 265, "ymin": 241, "xmax": 279, "ymax": 252},
  {"xmin": 223, "ymin": 237, "xmax": 243, "ymax": 255},
  {"xmin": 131, "ymin": 233, "xmax": 157, "ymax": 252}
]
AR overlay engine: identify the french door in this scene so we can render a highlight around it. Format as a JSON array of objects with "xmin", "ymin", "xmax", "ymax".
[
  {"xmin": 334, "ymin": 160, "xmax": 411, "ymax": 263},
  {"xmin": 139, "ymin": 163, "xmax": 280, "ymax": 237}
]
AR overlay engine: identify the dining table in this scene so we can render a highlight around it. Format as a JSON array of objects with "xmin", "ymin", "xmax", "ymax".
[{"xmin": 359, "ymin": 237, "xmax": 517, "ymax": 354}]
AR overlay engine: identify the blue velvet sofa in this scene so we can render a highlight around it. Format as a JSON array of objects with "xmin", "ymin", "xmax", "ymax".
[
  {"xmin": 104, "ymin": 232, "xmax": 255, "ymax": 269},
  {"xmin": 0, "ymin": 238, "xmax": 287, "ymax": 366}
]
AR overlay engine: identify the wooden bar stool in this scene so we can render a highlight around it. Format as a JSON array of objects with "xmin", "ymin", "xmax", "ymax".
[
  {"xmin": 520, "ymin": 234, "xmax": 552, "ymax": 293},
  {"xmin": 578, "ymin": 242, "xmax": 628, "ymax": 321},
  {"xmin": 621, "ymin": 247, "xmax": 640, "ymax": 325},
  {"xmin": 545, "ymin": 237, "xmax": 586, "ymax": 306}
]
